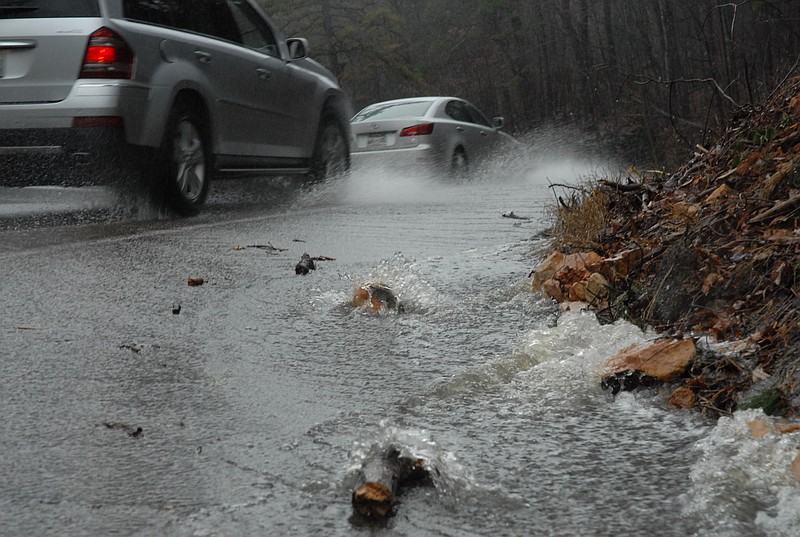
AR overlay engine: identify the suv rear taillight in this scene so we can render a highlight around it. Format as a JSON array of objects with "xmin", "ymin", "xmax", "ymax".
[
  {"xmin": 80, "ymin": 27, "xmax": 134, "ymax": 79},
  {"xmin": 400, "ymin": 123, "xmax": 435, "ymax": 137}
]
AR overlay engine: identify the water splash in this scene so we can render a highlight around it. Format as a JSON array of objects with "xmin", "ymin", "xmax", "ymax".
[
  {"xmin": 431, "ymin": 311, "xmax": 651, "ymax": 400},
  {"xmin": 346, "ymin": 419, "xmax": 476, "ymax": 501},
  {"xmin": 680, "ymin": 409, "xmax": 800, "ymax": 537},
  {"xmin": 347, "ymin": 252, "xmax": 445, "ymax": 314}
]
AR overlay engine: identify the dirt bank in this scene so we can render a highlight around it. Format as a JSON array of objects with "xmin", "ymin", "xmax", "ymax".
[{"xmin": 539, "ymin": 77, "xmax": 800, "ymax": 418}]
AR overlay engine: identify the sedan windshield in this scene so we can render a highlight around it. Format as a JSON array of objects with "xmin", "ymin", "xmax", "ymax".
[
  {"xmin": 352, "ymin": 101, "xmax": 433, "ymax": 123},
  {"xmin": 0, "ymin": 0, "xmax": 100, "ymax": 18}
]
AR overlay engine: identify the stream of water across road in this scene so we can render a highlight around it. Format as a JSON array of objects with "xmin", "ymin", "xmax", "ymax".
[{"xmin": 1, "ymin": 144, "xmax": 799, "ymax": 536}]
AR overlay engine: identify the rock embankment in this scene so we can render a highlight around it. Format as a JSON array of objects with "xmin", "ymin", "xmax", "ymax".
[{"xmin": 530, "ymin": 77, "xmax": 800, "ymax": 419}]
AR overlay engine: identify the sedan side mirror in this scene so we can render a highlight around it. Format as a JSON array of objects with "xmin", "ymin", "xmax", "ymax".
[
  {"xmin": 287, "ymin": 38, "xmax": 309, "ymax": 61},
  {"xmin": 492, "ymin": 117, "xmax": 505, "ymax": 129}
]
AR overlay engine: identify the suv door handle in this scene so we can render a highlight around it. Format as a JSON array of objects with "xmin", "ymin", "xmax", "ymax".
[
  {"xmin": 0, "ymin": 40, "xmax": 36, "ymax": 50},
  {"xmin": 256, "ymin": 68, "xmax": 271, "ymax": 80},
  {"xmin": 194, "ymin": 50, "xmax": 212, "ymax": 64},
  {"xmin": 456, "ymin": 126, "xmax": 465, "ymax": 132}
]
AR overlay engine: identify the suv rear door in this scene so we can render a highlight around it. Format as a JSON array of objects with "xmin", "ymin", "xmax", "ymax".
[
  {"xmin": 123, "ymin": 0, "xmax": 296, "ymax": 161},
  {"xmin": 0, "ymin": 0, "xmax": 102, "ymax": 107}
]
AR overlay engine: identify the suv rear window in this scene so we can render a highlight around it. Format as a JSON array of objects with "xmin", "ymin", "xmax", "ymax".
[
  {"xmin": 0, "ymin": 0, "xmax": 100, "ymax": 18},
  {"xmin": 123, "ymin": 0, "xmax": 241, "ymax": 44}
]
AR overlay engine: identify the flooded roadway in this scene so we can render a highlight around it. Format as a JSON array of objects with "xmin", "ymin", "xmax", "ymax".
[{"xmin": 1, "ymin": 149, "xmax": 798, "ymax": 536}]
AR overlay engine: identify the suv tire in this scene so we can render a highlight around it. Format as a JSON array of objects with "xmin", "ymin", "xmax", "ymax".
[
  {"xmin": 308, "ymin": 114, "xmax": 349, "ymax": 183},
  {"xmin": 158, "ymin": 102, "xmax": 212, "ymax": 215}
]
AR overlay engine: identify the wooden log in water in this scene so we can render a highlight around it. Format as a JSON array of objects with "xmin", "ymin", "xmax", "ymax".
[
  {"xmin": 351, "ymin": 446, "xmax": 430, "ymax": 518},
  {"xmin": 352, "ymin": 282, "xmax": 403, "ymax": 312}
]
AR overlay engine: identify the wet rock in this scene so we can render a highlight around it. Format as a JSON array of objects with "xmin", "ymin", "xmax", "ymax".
[
  {"xmin": 554, "ymin": 252, "xmax": 603, "ymax": 287},
  {"xmin": 542, "ymin": 278, "xmax": 564, "ymax": 302},
  {"xmin": 559, "ymin": 301, "xmax": 590, "ymax": 312},
  {"xmin": 591, "ymin": 247, "xmax": 643, "ymax": 282},
  {"xmin": 531, "ymin": 251, "xmax": 566, "ymax": 290},
  {"xmin": 568, "ymin": 279, "xmax": 588, "ymax": 302},
  {"xmin": 602, "ymin": 338, "xmax": 696, "ymax": 394},
  {"xmin": 532, "ymin": 250, "xmax": 604, "ymax": 303},
  {"xmin": 585, "ymin": 272, "xmax": 610, "ymax": 305}
]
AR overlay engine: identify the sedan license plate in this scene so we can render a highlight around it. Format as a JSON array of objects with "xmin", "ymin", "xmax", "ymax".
[{"xmin": 367, "ymin": 133, "xmax": 386, "ymax": 148}]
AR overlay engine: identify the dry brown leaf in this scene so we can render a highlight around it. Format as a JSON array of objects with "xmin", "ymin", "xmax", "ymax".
[{"xmin": 702, "ymin": 273, "xmax": 725, "ymax": 295}]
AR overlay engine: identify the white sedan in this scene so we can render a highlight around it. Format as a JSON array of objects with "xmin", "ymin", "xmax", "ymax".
[{"xmin": 350, "ymin": 96, "xmax": 515, "ymax": 175}]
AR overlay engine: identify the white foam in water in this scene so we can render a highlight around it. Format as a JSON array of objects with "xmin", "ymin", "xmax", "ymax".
[
  {"xmin": 680, "ymin": 409, "xmax": 800, "ymax": 536},
  {"xmin": 429, "ymin": 310, "xmax": 651, "ymax": 401},
  {"xmin": 513, "ymin": 310, "xmax": 653, "ymax": 387}
]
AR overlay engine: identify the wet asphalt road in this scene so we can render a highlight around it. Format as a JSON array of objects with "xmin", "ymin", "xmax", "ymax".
[{"xmin": 0, "ymin": 166, "xmax": 557, "ymax": 535}]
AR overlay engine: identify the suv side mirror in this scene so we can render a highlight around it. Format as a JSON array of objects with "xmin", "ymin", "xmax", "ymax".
[
  {"xmin": 287, "ymin": 38, "xmax": 309, "ymax": 61},
  {"xmin": 492, "ymin": 117, "xmax": 505, "ymax": 129}
]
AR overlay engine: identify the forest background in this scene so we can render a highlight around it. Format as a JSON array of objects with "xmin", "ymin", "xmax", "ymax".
[{"xmin": 259, "ymin": 0, "xmax": 800, "ymax": 168}]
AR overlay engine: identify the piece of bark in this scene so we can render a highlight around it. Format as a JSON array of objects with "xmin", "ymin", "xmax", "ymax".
[
  {"xmin": 351, "ymin": 446, "xmax": 429, "ymax": 518},
  {"xmin": 295, "ymin": 253, "xmax": 316, "ymax": 275}
]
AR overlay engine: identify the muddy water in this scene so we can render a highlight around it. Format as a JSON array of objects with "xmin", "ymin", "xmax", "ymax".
[{"xmin": 1, "ymin": 150, "xmax": 798, "ymax": 536}]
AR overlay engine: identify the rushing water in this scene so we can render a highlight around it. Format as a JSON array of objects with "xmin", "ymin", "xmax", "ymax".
[{"xmin": 1, "ymin": 143, "xmax": 799, "ymax": 536}]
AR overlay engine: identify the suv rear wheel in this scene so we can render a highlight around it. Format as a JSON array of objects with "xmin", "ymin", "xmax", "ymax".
[
  {"xmin": 309, "ymin": 115, "xmax": 349, "ymax": 182},
  {"xmin": 158, "ymin": 103, "xmax": 212, "ymax": 215}
]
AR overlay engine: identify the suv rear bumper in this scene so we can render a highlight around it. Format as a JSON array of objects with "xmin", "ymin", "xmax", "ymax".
[
  {"xmin": 0, "ymin": 126, "xmax": 132, "ymax": 187},
  {"xmin": 0, "ymin": 81, "xmax": 152, "ymax": 186}
]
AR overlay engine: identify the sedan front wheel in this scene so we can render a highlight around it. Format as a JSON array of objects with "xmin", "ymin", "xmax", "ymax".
[{"xmin": 450, "ymin": 148, "xmax": 469, "ymax": 178}]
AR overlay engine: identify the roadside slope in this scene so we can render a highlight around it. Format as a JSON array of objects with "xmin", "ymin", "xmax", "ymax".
[{"xmin": 539, "ymin": 76, "xmax": 800, "ymax": 417}]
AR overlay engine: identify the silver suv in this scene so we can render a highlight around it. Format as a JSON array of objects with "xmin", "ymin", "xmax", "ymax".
[{"xmin": 0, "ymin": 0, "xmax": 351, "ymax": 214}]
